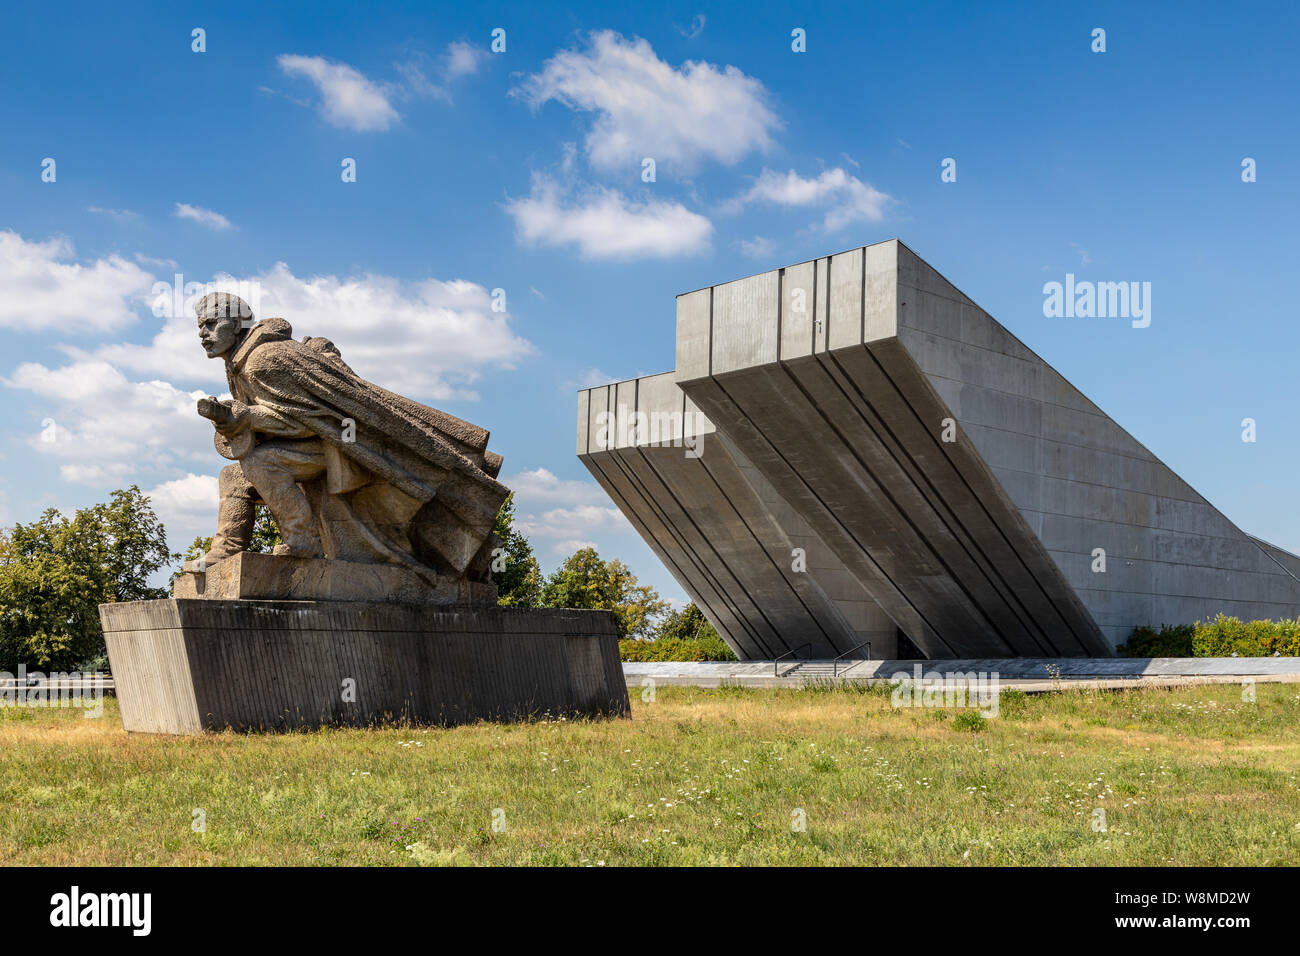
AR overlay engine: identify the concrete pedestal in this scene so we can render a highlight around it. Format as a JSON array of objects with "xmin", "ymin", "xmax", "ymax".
[
  {"xmin": 99, "ymin": 599, "xmax": 628, "ymax": 734},
  {"xmin": 173, "ymin": 553, "xmax": 498, "ymax": 605}
]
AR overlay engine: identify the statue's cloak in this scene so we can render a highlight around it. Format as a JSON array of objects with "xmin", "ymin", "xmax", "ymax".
[{"xmin": 222, "ymin": 318, "xmax": 508, "ymax": 576}]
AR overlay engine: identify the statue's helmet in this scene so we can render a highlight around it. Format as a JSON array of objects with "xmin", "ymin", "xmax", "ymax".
[{"xmin": 194, "ymin": 291, "xmax": 254, "ymax": 324}]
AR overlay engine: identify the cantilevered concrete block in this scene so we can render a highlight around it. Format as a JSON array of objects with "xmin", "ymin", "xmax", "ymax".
[
  {"xmin": 578, "ymin": 373, "xmax": 897, "ymax": 659},
  {"xmin": 580, "ymin": 240, "xmax": 1300, "ymax": 659}
]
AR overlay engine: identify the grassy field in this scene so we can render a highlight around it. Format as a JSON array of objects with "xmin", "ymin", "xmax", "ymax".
[{"xmin": 1, "ymin": 681, "xmax": 1298, "ymax": 866}]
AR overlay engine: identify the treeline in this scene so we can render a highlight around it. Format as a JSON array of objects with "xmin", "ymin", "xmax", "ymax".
[{"xmin": 0, "ymin": 487, "xmax": 734, "ymax": 672}]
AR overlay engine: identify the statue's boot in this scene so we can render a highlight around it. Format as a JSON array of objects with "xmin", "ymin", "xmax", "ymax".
[{"xmin": 188, "ymin": 465, "xmax": 257, "ymax": 571}]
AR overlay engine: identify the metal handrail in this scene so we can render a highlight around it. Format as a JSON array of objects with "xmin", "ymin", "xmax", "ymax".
[
  {"xmin": 833, "ymin": 640, "xmax": 873, "ymax": 677},
  {"xmin": 773, "ymin": 643, "xmax": 813, "ymax": 677}
]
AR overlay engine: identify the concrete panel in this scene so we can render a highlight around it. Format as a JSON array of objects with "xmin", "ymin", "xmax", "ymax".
[
  {"xmin": 712, "ymin": 271, "xmax": 779, "ymax": 375},
  {"xmin": 862, "ymin": 241, "xmax": 899, "ymax": 342},
  {"xmin": 576, "ymin": 388, "xmax": 589, "ymax": 455},
  {"xmin": 827, "ymin": 247, "xmax": 865, "ymax": 351},
  {"xmin": 780, "ymin": 260, "xmax": 815, "ymax": 360},
  {"xmin": 675, "ymin": 288, "xmax": 712, "ymax": 380}
]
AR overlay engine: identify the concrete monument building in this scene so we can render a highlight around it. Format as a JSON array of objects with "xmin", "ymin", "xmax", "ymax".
[{"xmin": 578, "ymin": 240, "xmax": 1300, "ymax": 660}]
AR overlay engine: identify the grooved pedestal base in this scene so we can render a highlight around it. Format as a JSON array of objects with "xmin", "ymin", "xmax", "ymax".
[{"xmin": 99, "ymin": 599, "xmax": 628, "ymax": 734}]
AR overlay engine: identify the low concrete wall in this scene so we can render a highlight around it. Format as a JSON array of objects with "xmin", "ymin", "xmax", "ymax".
[{"xmin": 100, "ymin": 599, "xmax": 628, "ymax": 734}]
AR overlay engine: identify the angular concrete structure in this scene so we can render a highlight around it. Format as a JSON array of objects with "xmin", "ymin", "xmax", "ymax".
[{"xmin": 579, "ymin": 240, "xmax": 1300, "ymax": 659}]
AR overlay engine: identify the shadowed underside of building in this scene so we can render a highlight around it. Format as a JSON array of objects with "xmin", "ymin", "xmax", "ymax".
[{"xmin": 577, "ymin": 240, "xmax": 1300, "ymax": 659}]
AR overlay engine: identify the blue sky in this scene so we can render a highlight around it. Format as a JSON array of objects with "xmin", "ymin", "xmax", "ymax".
[{"xmin": 1, "ymin": 1, "xmax": 1297, "ymax": 602}]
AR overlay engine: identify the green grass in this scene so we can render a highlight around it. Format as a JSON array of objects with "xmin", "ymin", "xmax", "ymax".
[{"xmin": 1, "ymin": 682, "xmax": 1298, "ymax": 866}]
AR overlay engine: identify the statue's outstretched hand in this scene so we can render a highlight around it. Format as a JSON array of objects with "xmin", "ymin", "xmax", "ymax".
[
  {"xmin": 197, "ymin": 397, "xmax": 248, "ymax": 436},
  {"xmin": 197, "ymin": 396, "xmax": 232, "ymax": 423}
]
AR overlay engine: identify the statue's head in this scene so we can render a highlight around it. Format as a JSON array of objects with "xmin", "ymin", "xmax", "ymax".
[{"xmin": 195, "ymin": 292, "xmax": 253, "ymax": 359}]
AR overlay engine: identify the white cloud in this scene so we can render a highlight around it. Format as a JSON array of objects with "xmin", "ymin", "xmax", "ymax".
[
  {"xmin": 392, "ymin": 40, "xmax": 489, "ymax": 105},
  {"xmin": 443, "ymin": 41, "xmax": 486, "ymax": 80},
  {"xmin": 737, "ymin": 236, "xmax": 775, "ymax": 258},
  {"xmin": 174, "ymin": 202, "xmax": 233, "ymax": 230},
  {"xmin": 143, "ymin": 473, "xmax": 218, "ymax": 549},
  {"xmin": 0, "ymin": 231, "xmax": 152, "ymax": 333},
  {"xmin": 549, "ymin": 538, "xmax": 599, "ymax": 557},
  {"xmin": 514, "ymin": 30, "xmax": 778, "ymax": 172},
  {"xmin": 503, "ymin": 467, "xmax": 609, "ymax": 506},
  {"xmin": 135, "ymin": 253, "xmax": 178, "ymax": 270},
  {"xmin": 506, "ymin": 175, "xmax": 712, "ymax": 260},
  {"xmin": 516, "ymin": 504, "xmax": 631, "ymax": 543},
  {"xmin": 5, "ymin": 360, "xmax": 210, "ymax": 483},
  {"xmin": 728, "ymin": 167, "xmax": 894, "ymax": 231},
  {"xmin": 560, "ymin": 367, "xmax": 615, "ymax": 391},
  {"xmin": 277, "ymin": 54, "xmax": 400, "ymax": 131},
  {"xmin": 86, "ymin": 206, "xmax": 140, "ymax": 222},
  {"xmin": 675, "ymin": 15, "xmax": 707, "ymax": 40},
  {"xmin": 84, "ymin": 262, "xmax": 534, "ymax": 401},
  {"xmin": 501, "ymin": 467, "xmax": 633, "ymax": 556}
]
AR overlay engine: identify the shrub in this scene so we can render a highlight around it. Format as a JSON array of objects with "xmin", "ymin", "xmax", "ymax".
[
  {"xmin": 1119, "ymin": 616, "xmax": 1300, "ymax": 658},
  {"xmin": 996, "ymin": 688, "xmax": 1030, "ymax": 717},
  {"xmin": 619, "ymin": 602, "xmax": 738, "ymax": 661},
  {"xmin": 1117, "ymin": 624, "xmax": 1195, "ymax": 657},
  {"xmin": 952, "ymin": 711, "xmax": 986, "ymax": 732},
  {"xmin": 619, "ymin": 632, "xmax": 737, "ymax": 662}
]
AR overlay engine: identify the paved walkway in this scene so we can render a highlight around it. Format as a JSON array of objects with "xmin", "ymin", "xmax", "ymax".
[{"xmin": 623, "ymin": 658, "xmax": 1300, "ymax": 692}]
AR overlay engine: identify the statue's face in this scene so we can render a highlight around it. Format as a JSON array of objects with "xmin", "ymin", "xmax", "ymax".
[{"xmin": 197, "ymin": 313, "xmax": 242, "ymax": 358}]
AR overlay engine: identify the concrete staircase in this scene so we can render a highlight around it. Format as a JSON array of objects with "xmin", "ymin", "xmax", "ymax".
[{"xmin": 780, "ymin": 660, "xmax": 870, "ymax": 679}]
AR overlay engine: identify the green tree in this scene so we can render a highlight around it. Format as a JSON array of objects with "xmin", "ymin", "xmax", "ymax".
[
  {"xmin": 0, "ymin": 486, "xmax": 171, "ymax": 671},
  {"xmin": 248, "ymin": 505, "xmax": 282, "ymax": 553},
  {"xmin": 491, "ymin": 495, "xmax": 542, "ymax": 607},
  {"xmin": 540, "ymin": 546, "xmax": 667, "ymax": 638},
  {"xmin": 655, "ymin": 602, "xmax": 720, "ymax": 642}
]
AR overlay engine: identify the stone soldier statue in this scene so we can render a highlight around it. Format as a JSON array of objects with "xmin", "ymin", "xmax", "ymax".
[{"xmin": 190, "ymin": 291, "xmax": 508, "ymax": 584}]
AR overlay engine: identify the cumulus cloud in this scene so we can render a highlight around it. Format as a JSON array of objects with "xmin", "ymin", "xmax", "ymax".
[
  {"xmin": 143, "ymin": 473, "xmax": 219, "ymax": 549},
  {"xmin": 513, "ymin": 30, "xmax": 778, "ymax": 172},
  {"xmin": 83, "ymin": 261, "xmax": 535, "ymax": 400},
  {"xmin": 500, "ymin": 467, "xmax": 633, "ymax": 556},
  {"xmin": 505, "ymin": 174, "xmax": 712, "ymax": 260},
  {"xmin": 0, "ymin": 231, "xmax": 152, "ymax": 333},
  {"xmin": 174, "ymin": 202, "xmax": 233, "ymax": 230},
  {"xmin": 5, "ymin": 360, "xmax": 210, "ymax": 483},
  {"xmin": 728, "ymin": 167, "xmax": 894, "ymax": 230},
  {"xmin": 504, "ymin": 467, "xmax": 610, "ymax": 506},
  {"xmin": 277, "ymin": 54, "xmax": 400, "ymax": 131},
  {"xmin": 516, "ymin": 504, "xmax": 631, "ymax": 547}
]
